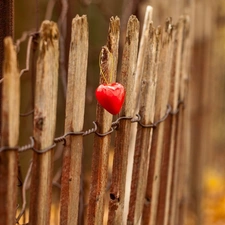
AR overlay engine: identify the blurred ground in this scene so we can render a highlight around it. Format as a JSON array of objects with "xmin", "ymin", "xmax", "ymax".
[{"xmin": 202, "ymin": 169, "xmax": 225, "ymax": 225}]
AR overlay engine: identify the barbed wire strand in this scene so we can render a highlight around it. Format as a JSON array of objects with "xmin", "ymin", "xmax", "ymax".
[
  {"xmin": 11, "ymin": 102, "xmax": 184, "ymax": 223},
  {"xmin": 20, "ymin": 109, "xmax": 34, "ymax": 117},
  {"xmin": 0, "ymin": 103, "xmax": 184, "ymax": 154},
  {"xmin": 0, "ymin": 32, "xmax": 39, "ymax": 84},
  {"xmin": 134, "ymin": 104, "xmax": 172, "ymax": 128},
  {"xmin": 15, "ymin": 29, "xmax": 36, "ymax": 52},
  {"xmin": 19, "ymin": 33, "xmax": 39, "ymax": 79}
]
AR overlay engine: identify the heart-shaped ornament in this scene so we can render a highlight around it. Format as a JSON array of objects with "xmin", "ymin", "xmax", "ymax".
[{"xmin": 95, "ymin": 82, "xmax": 125, "ymax": 115}]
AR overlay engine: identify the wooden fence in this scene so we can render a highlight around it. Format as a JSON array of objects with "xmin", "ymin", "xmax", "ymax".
[{"xmin": 0, "ymin": 6, "xmax": 190, "ymax": 225}]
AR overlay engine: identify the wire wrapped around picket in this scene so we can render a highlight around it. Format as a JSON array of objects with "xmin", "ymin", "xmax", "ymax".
[{"xmin": 0, "ymin": 103, "xmax": 182, "ymax": 154}]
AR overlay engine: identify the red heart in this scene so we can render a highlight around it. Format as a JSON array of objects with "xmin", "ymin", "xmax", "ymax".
[{"xmin": 95, "ymin": 82, "xmax": 125, "ymax": 115}]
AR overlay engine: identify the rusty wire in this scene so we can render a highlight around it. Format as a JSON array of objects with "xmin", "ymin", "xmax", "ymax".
[
  {"xmin": 18, "ymin": 32, "xmax": 39, "ymax": 78},
  {"xmin": 170, "ymin": 100, "xmax": 184, "ymax": 115},
  {"xmin": 15, "ymin": 29, "xmax": 36, "ymax": 52},
  {"xmin": 0, "ymin": 103, "xmax": 182, "ymax": 154},
  {"xmin": 134, "ymin": 104, "xmax": 172, "ymax": 128},
  {"xmin": 20, "ymin": 109, "xmax": 34, "ymax": 117},
  {"xmin": 0, "ymin": 31, "xmax": 39, "ymax": 84},
  {"xmin": 11, "ymin": 103, "xmax": 183, "ymax": 224}
]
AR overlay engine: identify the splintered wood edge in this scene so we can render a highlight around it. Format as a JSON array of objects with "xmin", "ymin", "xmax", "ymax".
[
  {"xmin": 99, "ymin": 46, "xmax": 112, "ymax": 85},
  {"xmin": 29, "ymin": 20, "xmax": 59, "ymax": 225},
  {"xmin": 154, "ymin": 18, "xmax": 173, "ymax": 120},
  {"xmin": 120, "ymin": 15, "xmax": 140, "ymax": 117},
  {"xmin": 180, "ymin": 16, "xmax": 190, "ymax": 102},
  {"xmin": 96, "ymin": 17, "xmax": 120, "ymax": 132},
  {"xmin": 2, "ymin": 37, "xmax": 20, "ymax": 147},
  {"xmin": 34, "ymin": 20, "xmax": 59, "ymax": 149},
  {"xmin": 134, "ymin": 6, "xmax": 153, "ymax": 112},
  {"xmin": 107, "ymin": 16, "xmax": 120, "ymax": 81},
  {"xmin": 66, "ymin": 15, "xmax": 88, "ymax": 131},
  {"xmin": 39, "ymin": 20, "xmax": 59, "ymax": 54},
  {"xmin": 171, "ymin": 17, "xmax": 185, "ymax": 111}
]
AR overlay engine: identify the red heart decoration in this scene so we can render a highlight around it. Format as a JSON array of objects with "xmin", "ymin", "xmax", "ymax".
[{"xmin": 95, "ymin": 82, "xmax": 125, "ymax": 115}]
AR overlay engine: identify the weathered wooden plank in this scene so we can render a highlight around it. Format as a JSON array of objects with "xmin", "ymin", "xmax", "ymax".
[
  {"xmin": 127, "ymin": 23, "xmax": 161, "ymax": 224},
  {"xmin": 0, "ymin": 37, "xmax": 20, "ymax": 225},
  {"xmin": 123, "ymin": 7, "xmax": 153, "ymax": 225},
  {"xmin": 60, "ymin": 15, "xmax": 88, "ymax": 225},
  {"xmin": 155, "ymin": 16, "xmax": 184, "ymax": 225},
  {"xmin": 134, "ymin": 6, "xmax": 153, "ymax": 108},
  {"xmin": 87, "ymin": 17, "xmax": 120, "ymax": 225},
  {"xmin": 29, "ymin": 20, "xmax": 59, "ymax": 225},
  {"xmin": 107, "ymin": 15, "xmax": 139, "ymax": 225},
  {"xmin": 142, "ymin": 18, "xmax": 174, "ymax": 225},
  {"xmin": 168, "ymin": 16, "xmax": 190, "ymax": 225},
  {"xmin": 176, "ymin": 16, "xmax": 191, "ymax": 225}
]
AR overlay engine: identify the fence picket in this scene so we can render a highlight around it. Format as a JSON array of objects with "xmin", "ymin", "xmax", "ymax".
[
  {"xmin": 87, "ymin": 17, "xmax": 120, "ymax": 225},
  {"xmin": 142, "ymin": 18, "xmax": 174, "ymax": 225},
  {"xmin": 29, "ymin": 21, "xmax": 59, "ymax": 225},
  {"xmin": 168, "ymin": 17, "xmax": 189, "ymax": 225},
  {"xmin": 60, "ymin": 15, "xmax": 88, "ymax": 225},
  {"xmin": 127, "ymin": 24, "xmax": 162, "ymax": 225},
  {"xmin": 107, "ymin": 15, "xmax": 139, "ymax": 225},
  {"xmin": 125, "ymin": 7, "xmax": 153, "ymax": 224},
  {"xmin": 155, "ymin": 17, "xmax": 185, "ymax": 225},
  {"xmin": 176, "ymin": 16, "xmax": 191, "ymax": 225},
  {"xmin": 0, "ymin": 37, "xmax": 20, "ymax": 225}
]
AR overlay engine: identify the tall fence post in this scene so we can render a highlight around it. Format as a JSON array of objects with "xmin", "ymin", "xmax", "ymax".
[
  {"xmin": 168, "ymin": 16, "xmax": 190, "ymax": 225},
  {"xmin": 107, "ymin": 15, "xmax": 139, "ymax": 224},
  {"xmin": 0, "ymin": 37, "xmax": 20, "ymax": 225},
  {"xmin": 127, "ymin": 23, "xmax": 162, "ymax": 225},
  {"xmin": 60, "ymin": 15, "xmax": 88, "ymax": 225},
  {"xmin": 124, "ymin": 6, "xmax": 153, "ymax": 224},
  {"xmin": 0, "ymin": 3, "xmax": 15, "ymax": 220},
  {"xmin": 87, "ymin": 17, "xmax": 120, "ymax": 225},
  {"xmin": 142, "ymin": 18, "xmax": 174, "ymax": 225},
  {"xmin": 155, "ymin": 16, "xmax": 186, "ymax": 225},
  {"xmin": 29, "ymin": 21, "xmax": 59, "ymax": 225}
]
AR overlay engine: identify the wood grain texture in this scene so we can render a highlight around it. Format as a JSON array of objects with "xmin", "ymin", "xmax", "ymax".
[
  {"xmin": 29, "ymin": 20, "xmax": 59, "ymax": 225},
  {"xmin": 87, "ymin": 17, "xmax": 120, "ymax": 225},
  {"xmin": 142, "ymin": 18, "xmax": 174, "ymax": 225},
  {"xmin": 107, "ymin": 15, "xmax": 139, "ymax": 225},
  {"xmin": 168, "ymin": 17, "xmax": 189, "ymax": 225},
  {"xmin": 124, "ymin": 7, "xmax": 153, "ymax": 225},
  {"xmin": 0, "ymin": 36, "xmax": 20, "ymax": 225},
  {"xmin": 127, "ymin": 24, "xmax": 161, "ymax": 225},
  {"xmin": 134, "ymin": 6, "xmax": 153, "ymax": 110},
  {"xmin": 60, "ymin": 15, "xmax": 88, "ymax": 225},
  {"xmin": 155, "ymin": 17, "xmax": 185, "ymax": 225}
]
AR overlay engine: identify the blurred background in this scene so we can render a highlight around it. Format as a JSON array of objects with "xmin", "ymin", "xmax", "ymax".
[{"xmin": 12, "ymin": 0, "xmax": 225, "ymax": 224}]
